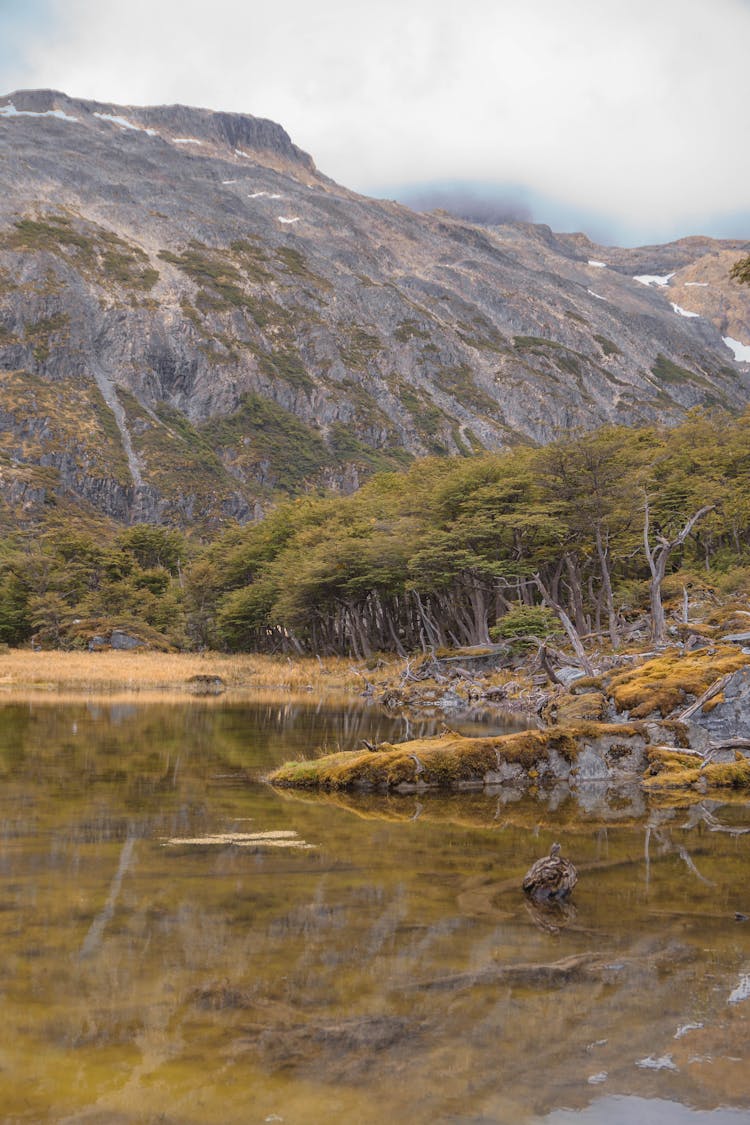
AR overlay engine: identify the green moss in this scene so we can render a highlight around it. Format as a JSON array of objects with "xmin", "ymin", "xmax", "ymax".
[
  {"xmin": 24, "ymin": 313, "xmax": 70, "ymax": 363},
  {"xmin": 160, "ymin": 246, "xmax": 278, "ymax": 324},
  {"xmin": 451, "ymin": 426, "xmax": 471, "ymax": 457},
  {"xmin": 274, "ymin": 246, "xmax": 331, "ymax": 292},
  {"xmin": 644, "ymin": 748, "xmax": 750, "ymax": 792},
  {"xmin": 455, "ymin": 318, "xmax": 507, "ymax": 353},
  {"xmin": 651, "ymin": 354, "xmax": 704, "ymax": 387},
  {"xmin": 229, "ymin": 239, "xmax": 272, "ymax": 284},
  {"xmin": 7, "ymin": 215, "xmax": 93, "ymax": 255},
  {"xmin": 268, "ymin": 728, "xmax": 586, "ymax": 791},
  {"xmin": 394, "ymin": 383, "xmax": 449, "ymax": 450},
  {"xmin": 154, "ymin": 403, "xmax": 217, "ymax": 458},
  {"xmin": 554, "ymin": 352, "xmax": 582, "ymax": 377},
  {"xmin": 115, "ymin": 393, "xmax": 236, "ymax": 524}
]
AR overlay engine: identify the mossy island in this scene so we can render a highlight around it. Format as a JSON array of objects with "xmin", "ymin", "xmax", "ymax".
[{"xmin": 269, "ymin": 646, "xmax": 750, "ymax": 798}]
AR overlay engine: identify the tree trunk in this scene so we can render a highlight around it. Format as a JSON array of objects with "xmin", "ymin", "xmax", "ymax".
[
  {"xmin": 594, "ymin": 523, "xmax": 620, "ymax": 649},
  {"xmin": 643, "ymin": 498, "xmax": 715, "ymax": 646},
  {"xmin": 532, "ymin": 573, "xmax": 595, "ymax": 676}
]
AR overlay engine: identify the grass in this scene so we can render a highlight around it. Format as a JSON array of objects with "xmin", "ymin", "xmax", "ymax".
[{"xmin": 0, "ymin": 649, "xmax": 364, "ymax": 696}]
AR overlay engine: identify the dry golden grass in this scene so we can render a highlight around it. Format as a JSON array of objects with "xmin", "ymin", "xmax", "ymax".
[{"xmin": 0, "ymin": 649, "xmax": 368, "ymax": 697}]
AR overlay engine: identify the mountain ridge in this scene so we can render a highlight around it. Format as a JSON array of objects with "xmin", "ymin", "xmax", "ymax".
[{"xmin": 0, "ymin": 90, "xmax": 748, "ymax": 532}]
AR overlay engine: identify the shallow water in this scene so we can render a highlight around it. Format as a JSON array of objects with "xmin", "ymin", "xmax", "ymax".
[{"xmin": 1, "ymin": 698, "xmax": 750, "ymax": 1124}]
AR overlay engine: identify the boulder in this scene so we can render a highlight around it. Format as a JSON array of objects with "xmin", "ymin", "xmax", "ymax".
[
  {"xmin": 687, "ymin": 667, "xmax": 750, "ymax": 742},
  {"xmin": 110, "ymin": 630, "xmax": 145, "ymax": 650}
]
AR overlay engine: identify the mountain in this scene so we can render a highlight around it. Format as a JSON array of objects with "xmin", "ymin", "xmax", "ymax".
[{"xmin": 0, "ymin": 89, "xmax": 748, "ymax": 531}]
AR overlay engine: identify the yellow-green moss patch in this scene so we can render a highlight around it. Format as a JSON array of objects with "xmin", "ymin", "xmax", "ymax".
[
  {"xmin": 644, "ymin": 747, "xmax": 750, "ymax": 792},
  {"xmin": 606, "ymin": 647, "xmax": 750, "ymax": 719}
]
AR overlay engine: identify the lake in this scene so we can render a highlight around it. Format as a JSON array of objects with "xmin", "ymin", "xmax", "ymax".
[{"xmin": 1, "ymin": 697, "xmax": 749, "ymax": 1124}]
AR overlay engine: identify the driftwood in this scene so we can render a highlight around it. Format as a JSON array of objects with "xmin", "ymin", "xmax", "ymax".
[
  {"xmin": 404, "ymin": 941, "xmax": 693, "ymax": 995},
  {"xmin": 678, "ymin": 672, "xmax": 734, "ymax": 721},
  {"xmin": 405, "ymin": 952, "xmax": 611, "ymax": 993}
]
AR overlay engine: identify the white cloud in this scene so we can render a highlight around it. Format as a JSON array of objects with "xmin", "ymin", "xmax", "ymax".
[{"xmin": 3, "ymin": 0, "xmax": 750, "ymax": 240}]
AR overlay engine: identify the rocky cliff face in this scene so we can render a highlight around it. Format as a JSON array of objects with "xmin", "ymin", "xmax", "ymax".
[{"xmin": 0, "ymin": 89, "xmax": 748, "ymax": 530}]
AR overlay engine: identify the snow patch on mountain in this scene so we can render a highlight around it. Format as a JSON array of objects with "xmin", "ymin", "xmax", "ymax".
[
  {"xmin": 94, "ymin": 112, "xmax": 157, "ymax": 136},
  {"xmin": 671, "ymin": 303, "xmax": 700, "ymax": 318},
  {"xmin": 724, "ymin": 337, "xmax": 750, "ymax": 363},
  {"xmin": 0, "ymin": 102, "xmax": 78, "ymax": 123},
  {"xmin": 634, "ymin": 272, "xmax": 675, "ymax": 287}
]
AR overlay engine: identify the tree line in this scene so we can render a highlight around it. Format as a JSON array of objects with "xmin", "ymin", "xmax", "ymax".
[{"xmin": 2, "ymin": 408, "xmax": 750, "ymax": 657}]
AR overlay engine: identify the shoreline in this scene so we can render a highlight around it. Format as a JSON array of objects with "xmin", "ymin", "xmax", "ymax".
[{"xmin": 5, "ymin": 645, "xmax": 750, "ymax": 799}]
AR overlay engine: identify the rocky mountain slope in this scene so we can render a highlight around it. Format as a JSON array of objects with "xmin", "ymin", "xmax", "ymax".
[{"xmin": 0, "ymin": 89, "xmax": 748, "ymax": 530}]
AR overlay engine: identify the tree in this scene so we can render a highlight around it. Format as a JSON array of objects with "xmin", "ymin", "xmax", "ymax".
[
  {"xmin": 643, "ymin": 498, "xmax": 715, "ymax": 645},
  {"xmin": 731, "ymin": 255, "xmax": 750, "ymax": 286}
]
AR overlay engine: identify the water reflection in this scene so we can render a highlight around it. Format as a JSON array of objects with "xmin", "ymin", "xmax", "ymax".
[
  {"xmin": 541, "ymin": 1096, "xmax": 750, "ymax": 1123},
  {"xmin": 0, "ymin": 698, "xmax": 749, "ymax": 1123}
]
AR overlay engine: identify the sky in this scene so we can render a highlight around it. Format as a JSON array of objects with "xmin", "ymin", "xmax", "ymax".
[{"xmin": 1, "ymin": 0, "xmax": 749, "ymax": 246}]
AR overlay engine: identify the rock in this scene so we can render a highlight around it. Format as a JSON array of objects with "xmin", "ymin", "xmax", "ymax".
[
  {"xmin": 187, "ymin": 674, "xmax": 226, "ymax": 695},
  {"xmin": 110, "ymin": 630, "xmax": 145, "ymax": 650},
  {"xmin": 483, "ymin": 761, "xmax": 527, "ymax": 785},
  {"xmin": 688, "ymin": 667, "xmax": 750, "ymax": 741},
  {"xmin": 721, "ymin": 632, "xmax": 750, "ymax": 644},
  {"xmin": 436, "ymin": 689, "xmax": 467, "ymax": 715},
  {"xmin": 556, "ymin": 666, "xmax": 587, "ymax": 688}
]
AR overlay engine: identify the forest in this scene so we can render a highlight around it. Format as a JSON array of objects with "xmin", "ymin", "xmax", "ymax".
[{"xmin": 2, "ymin": 407, "xmax": 750, "ymax": 658}]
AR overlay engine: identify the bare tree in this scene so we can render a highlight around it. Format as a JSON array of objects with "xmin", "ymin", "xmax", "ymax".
[
  {"xmin": 532, "ymin": 573, "xmax": 595, "ymax": 676},
  {"xmin": 643, "ymin": 498, "xmax": 715, "ymax": 645}
]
